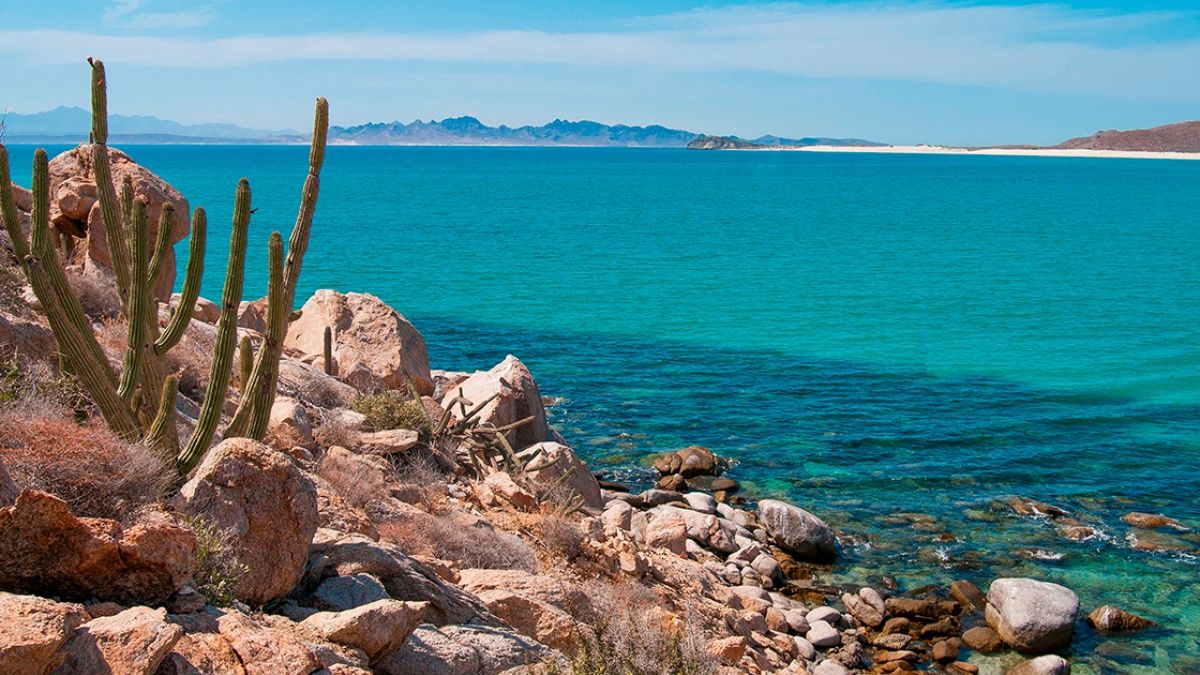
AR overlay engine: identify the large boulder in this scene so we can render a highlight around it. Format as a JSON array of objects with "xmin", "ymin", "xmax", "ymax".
[
  {"xmin": 215, "ymin": 610, "xmax": 325, "ymax": 674},
  {"xmin": 986, "ymin": 578, "xmax": 1079, "ymax": 653},
  {"xmin": 56, "ymin": 606, "xmax": 182, "ymax": 675},
  {"xmin": 523, "ymin": 442, "xmax": 603, "ymax": 510},
  {"xmin": 285, "ymin": 290, "xmax": 431, "ymax": 394},
  {"xmin": 441, "ymin": 355, "xmax": 553, "ymax": 450},
  {"xmin": 0, "ymin": 592, "xmax": 88, "ymax": 675},
  {"xmin": 300, "ymin": 599, "xmax": 427, "ymax": 661},
  {"xmin": 376, "ymin": 624, "xmax": 557, "ymax": 675},
  {"xmin": 176, "ymin": 438, "xmax": 319, "ymax": 605},
  {"xmin": 757, "ymin": 499, "xmax": 837, "ymax": 561},
  {"xmin": 48, "ymin": 146, "xmax": 190, "ymax": 301},
  {"xmin": 0, "ymin": 491, "xmax": 196, "ymax": 605}
]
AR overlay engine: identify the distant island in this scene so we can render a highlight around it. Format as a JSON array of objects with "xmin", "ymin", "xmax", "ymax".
[
  {"xmin": 1053, "ymin": 120, "xmax": 1200, "ymax": 153},
  {"xmin": 687, "ymin": 134, "xmax": 885, "ymax": 150}
]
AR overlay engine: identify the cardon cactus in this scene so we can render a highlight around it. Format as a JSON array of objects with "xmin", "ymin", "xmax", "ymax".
[{"xmin": 0, "ymin": 58, "xmax": 328, "ymax": 477}]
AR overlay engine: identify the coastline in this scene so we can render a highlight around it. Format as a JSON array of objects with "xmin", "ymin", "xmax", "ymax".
[{"xmin": 743, "ymin": 144, "xmax": 1200, "ymax": 161}]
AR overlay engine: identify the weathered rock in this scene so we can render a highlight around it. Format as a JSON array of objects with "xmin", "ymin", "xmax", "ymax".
[
  {"xmin": 216, "ymin": 610, "xmax": 325, "ymax": 674},
  {"xmin": 286, "ymin": 290, "xmax": 432, "ymax": 394},
  {"xmin": 49, "ymin": 146, "xmax": 189, "ymax": 301},
  {"xmin": 278, "ymin": 358, "xmax": 359, "ymax": 408},
  {"xmin": 684, "ymin": 491, "xmax": 718, "ymax": 514},
  {"xmin": 757, "ymin": 499, "xmax": 837, "ymax": 561},
  {"xmin": 645, "ymin": 511, "xmax": 689, "ymax": 556},
  {"xmin": 706, "ymin": 635, "xmax": 748, "ymax": 665},
  {"xmin": 932, "ymin": 639, "xmax": 960, "ymax": 662},
  {"xmin": 1086, "ymin": 605, "xmax": 1154, "ymax": 632},
  {"xmin": 311, "ymin": 533, "xmax": 495, "ymax": 626},
  {"xmin": 440, "ymin": 355, "xmax": 552, "ymax": 450},
  {"xmin": 473, "ymin": 589, "xmax": 581, "ymax": 653},
  {"xmin": 356, "ymin": 428, "xmax": 421, "ymax": 455},
  {"xmin": 961, "ymin": 625, "xmax": 1003, "ymax": 652},
  {"xmin": 301, "ymin": 599, "xmax": 427, "ymax": 661},
  {"xmin": 806, "ymin": 606, "xmax": 842, "ymax": 626},
  {"xmin": 842, "ymin": 588, "xmax": 885, "ymax": 628},
  {"xmin": 523, "ymin": 442, "xmax": 604, "ymax": 509},
  {"xmin": 176, "ymin": 438, "xmax": 319, "ymax": 605},
  {"xmin": 806, "ymin": 620, "xmax": 840, "ymax": 648},
  {"xmin": 1007, "ymin": 654, "xmax": 1071, "ymax": 675},
  {"xmin": 477, "ymin": 471, "xmax": 537, "ymax": 511},
  {"xmin": 986, "ymin": 578, "xmax": 1078, "ymax": 653},
  {"xmin": 376, "ymin": 623, "xmax": 556, "ymax": 675},
  {"xmin": 677, "ymin": 445, "xmax": 718, "ymax": 477},
  {"xmin": 0, "ymin": 592, "xmax": 87, "ymax": 675},
  {"xmin": 653, "ymin": 453, "xmax": 683, "ymax": 476},
  {"xmin": 0, "ymin": 491, "xmax": 196, "ymax": 605},
  {"xmin": 0, "ymin": 314, "xmax": 56, "ymax": 365},
  {"xmin": 170, "ymin": 293, "xmax": 220, "ymax": 324},
  {"xmin": 266, "ymin": 396, "xmax": 316, "ymax": 450},
  {"xmin": 950, "ymin": 579, "xmax": 986, "ymax": 610},
  {"xmin": 0, "ymin": 458, "xmax": 18, "ymax": 507},
  {"xmin": 57, "ymin": 606, "xmax": 183, "ymax": 675},
  {"xmin": 813, "ymin": 660, "xmax": 850, "ymax": 675},
  {"xmin": 601, "ymin": 500, "xmax": 633, "ymax": 531},
  {"xmin": 456, "ymin": 569, "xmax": 595, "ymax": 622},
  {"xmin": 873, "ymin": 633, "xmax": 912, "ymax": 650},
  {"xmin": 884, "ymin": 597, "xmax": 936, "ymax": 619},
  {"xmin": 311, "ymin": 573, "xmax": 391, "ymax": 611}
]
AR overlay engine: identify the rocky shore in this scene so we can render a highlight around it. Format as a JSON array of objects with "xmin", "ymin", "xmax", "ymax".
[{"xmin": 0, "ymin": 145, "xmax": 1179, "ymax": 675}]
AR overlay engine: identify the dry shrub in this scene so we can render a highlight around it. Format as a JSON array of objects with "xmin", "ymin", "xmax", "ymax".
[
  {"xmin": 536, "ymin": 514, "xmax": 589, "ymax": 564},
  {"xmin": 556, "ymin": 580, "xmax": 715, "ymax": 675},
  {"xmin": 317, "ymin": 449, "xmax": 393, "ymax": 509},
  {"xmin": 66, "ymin": 270, "xmax": 122, "ymax": 320},
  {"xmin": 352, "ymin": 390, "xmax": 431, "ymax": 437},
  {"xmin": 312, "ymin": 416, "xmax": 355, "ymax": 450},
  {"xmin": 378, "ymin": 512, "xmax": 538, "ymax": 572},
  {"xmin": 0, "ymin": 254, "xmax": 31, "ymax": 319},
  {"xmin": 392, "ymin": 455, "xmax": 450, "ymax": 513},
  {"xmin": 188, "ymin": 515, "xmax": 248, "ymax": 606},
  {"xmin": 0, "ymin": 401, "xmax": 172, "ymax": 522}
]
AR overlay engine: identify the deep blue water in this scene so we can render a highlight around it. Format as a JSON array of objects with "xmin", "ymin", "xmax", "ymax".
[{"xmin": 8, "ymin": 145, "xmax": 1200, "ymax": 671}]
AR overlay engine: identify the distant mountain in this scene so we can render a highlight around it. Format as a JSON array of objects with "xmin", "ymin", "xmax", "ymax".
[
  {"xmin": 328, "ymin": 116, "xmax": 700, "ymax": 147},
  {"xmin": 687, "ymin": 134, "xmax": 885, "ymax": 150},
  {"xmin": 1054, "ymin": 120, "xmax": 1200, "ymax": 153},
  {"xmin": 1, "ymin": 106, "xmax": 290, "ymax": 143}
]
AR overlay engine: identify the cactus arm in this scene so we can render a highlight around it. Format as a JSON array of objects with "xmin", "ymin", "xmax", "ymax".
[
  {"xmin": 0, "ymin": 146, "xmax": 31, "ymax": 262},
  {"xmin": 88, "ymin": 59, "xmax": 133, "ymax": 307},
  {"xmin": 177, "ymin": 179, "xmax": 251, "ymax": 475},
  {"xmin": 117, "ymin": 199, "xmax": 150, "ymax": 402},
  {"xmin": 154, "ymin": 208, "xmax": 206, "ymax": 354},
  {"xmin": 244, "ymin": 231, "xmax": 285, "ymax": 439},
  {"xmin": 323, "ymin": 326, "xmax": 334, "ymax": 375},
  {"xmin": 238, "ymin": 334, "xmax": 253, "ymax": 391},
  {"xmin": 147, "ymin": 203, "xmax": 174, "ymax": 289},
  {"xmin": 145, "ymin": 374, "xmax": 180, "ymax": 459},
  {"xmin": 228, "ymin": 98, "xmax": 327, "ymax": 438}
]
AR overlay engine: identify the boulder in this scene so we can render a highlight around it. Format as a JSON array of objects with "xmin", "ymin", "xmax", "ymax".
[
  {"xmin": 477, "ymin": 471, "xmax": 537, "ymax": 511},
  {"xmin": 961, "ymin": 625, "xmax": 1003, "ymax": 652},
  {"xmin": 806, "ymin": 620, "xmax": 840, "ymax": 648},
  {"xmin": 356, "ymin": 428, "xmax": 420, "ymax": 456},
  {"xmin": 376, "ymin": 623, "xmax": 556, "ymax": 675},
  {"xmin": 1007, "ymin": 655, "xmax": 1071, "ymax": 675},
  {"xmin": 0, "ymin": 592, "xmax": 88, "ymax": 675},
  {"xmin": 1086, "ymin": 605, "xmax": 1154, "ymax": 632},
  {"xmin": 0, "ymin": 491, "xmax": 196, "ymax": 605},
  {"xmin": 285, "ymin": 290, "xmax": 432, "ymax": 394},
  {"xmin": 842, "ymin": 587, "xmax": 885, "ymax": 628},
  {"xmin": 0, "ymin": 314, "xmax": 56, "ymax": 364},
  {"xmin": 176, "ymin": 438, "xmax": 319, "ymax": 605},
  {"xmin": 523, "ymin": 442, "xmax": 603, "ymax": 509},
  {"xmin": 706, "ymin": 635, "xmax": 747, "ymax": 665},
  {"xmin": 56, "ymin": 606, "xmax": 182, "ymax": 675},
  {"xmin": 456, "ymin": 569, "xmax": 595, "ymax": 621},
  {"xmin": 473, "ymin": 589, "xmax": 581, "ymax": 653},
  {"xmin": 311, "ymin": 573, "xmax": 391, "ymax": 612},
  {"xmin": 645, "ymin": 511, "xmax": 689, "ymax": 556},
  {"xmin": 986, "ymin": 578, "xmax": 1078, "ymax": 653},
  {"xmin": 683, "ymin": 492, "xmax": 718, "ymax": 514},
  {"xmin": 266, "ymin": 396, "xmax": 316, "ymax": 450},
  {"xmin": 300, "ymin": 599, "xmax": 427, "ymax": 661},
  {"xmin": 48, "ymin": 146, "xmax": 190, "ymax": 301},
  {"xmin": 757, "ymin": 499, "xmax": 837, "ymax": 561},
  {"xmin": 676, "ymin": 445, "xmax": 717, "ymax": 477},
  {"xmin": 1121, "ymin": 511, "xmax": 1189, "ymax": 531},
  {"xmin": 950, "ymin": 579, "xmax": 986, "ymax": 610},
  {"xmin": 278, "ymin": 358, "xmax": 359, "ymax": 408},
  {"xmin": 170, "ymin": 293, "xmax": 220, "ymax": 324},
  {"xmin": 600, "ymin": 500, "xmax": 633, "ymax": 531},
  {"xmin": 440, "ymin": 355, "xmax": 552, "ymax": 450},
  {"xmin": 216, "ymin": 610, "xmax": 325, "ymax": 674}
]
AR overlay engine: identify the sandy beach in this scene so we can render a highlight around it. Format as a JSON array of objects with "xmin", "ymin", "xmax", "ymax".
[{"xmin": 767, "ymin": 144, "xmax": 1200, "ymax": 160}]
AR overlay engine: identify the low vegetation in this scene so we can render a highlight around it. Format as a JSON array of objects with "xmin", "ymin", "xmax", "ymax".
[
  {"xmin": 378, "ymin": 513, "xmax": 538, "ymax": 572},
  {"xmin": 188, "ymin": 515, "xmax": 249, "ymax": 606},
  {"xmin": 352, "ymin": 390, "xmax": 432, "ymax": 437}
]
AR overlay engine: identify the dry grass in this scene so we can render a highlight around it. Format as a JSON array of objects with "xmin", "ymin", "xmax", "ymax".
[
  {"xmin": 311, "ymin": 415, "xmax": 355, "ymax": 449},
  {"xmin": 392, "ymin": 455, "xmax": 450, "ymax": 513},
  {"xmin": 536, "ymin": 514, "xmax": 589, "ymax": 564},
  {"xmin": 378, "ymin": 512, "xmax": 538, "ymax": 572},
  {"xmin": 0, "ymin": 397, "xmax": 172, "ymax": 522},
  {"xmin": 317, "ymin": 447, "xmax": 395, "ymax": 509},
  {"xmin": 66, "ymin": 270, "xmax": 122, "ymax": 320}
]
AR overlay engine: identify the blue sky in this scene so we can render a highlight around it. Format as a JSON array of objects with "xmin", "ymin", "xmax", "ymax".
[{"xmin": 2, "ymin": 1, "xmax": 1199, "ymax": 144}]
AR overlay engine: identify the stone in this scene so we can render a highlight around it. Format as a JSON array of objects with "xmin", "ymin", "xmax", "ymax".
[
  {"xmin": 0, "ymin": 314, "xmax": 56, "ymax": 366},
  {"xmin": 523, "ymin": 442, "xmax": 604, "ymax": 510},
  {"xmin": 311, "ymin": 573, "xmax": 391, "ymax": 611},
  {"xmin": 961, "ymin": 626, "xmax": 1003, "ymax": 652},
  {"xmin": 806, "ymin": 620, "xmax": 840, "ymax": 648},
  {"xmin": 300, "ymin": 599, "xmax": 427, "ymax": 661},
  {"xmin": 0, "ymin": 491, "xmax": 196, "ymax": 605},
  {"xmin": 884, "ymin": 597, "xmax": 936, "ymax": 619},
  {"xmin": 376, "ymin": 623, "xmax": 556, "ymax": 675},
  {"xmin": 1086, "ymin": 605, "xmax": 1154, "ymax": 632},
  {"xmin": 216, "ymin": 610, "xmax": 324, "ymax": 674},
  {"xmin": 456, "ymin": 569, "xmax": 594, "ymax": 621},
  {"xmin": 676, "ymin": 445, "xmax": 717, "ymax": 477},
  {"xmin": 266, "ymin": 396, "xmax": 315, "ymax": 450},
  {"xmin": 757, "ymin": 499, "xmax": 837, "ymax": 561},
  {"xmin": 986, "ymin": 578, "xmax": 1079, "ymax": 653},
  {"xmin": 0, "ymin": 592, "xmax": 87, "ymax": 675},
  {"xmin": 876, "ymin": 650, "xmax": 919, "ymax": 663},
  {"xmin": 950, "ymin": 579, "xmax": 986, "ymax": 610},
  {"xmin": 286, "ymin": 290, "xmax": 432, "ymax": 393},
  {"xmin": 793, "ymin": 636, "xmax": 816, "ymax": 660},
  {"xmin": 783, "ymin": 609, "xmax": 810, "ymax": 634},
  {"xmin": 842, "ymin": 588, "xmax": 884, "ymax": 628},
  {"xmin": 478, "ymin": 471, "xmax": 537, "ymax": 511},
  {"xmin": 440, "ymin": 355, "xmax": 553, "ymax": 450},
  {"xmin": 1007, "ymin": 654, "xmax": 1071, "ymax": 675},
  {"xmin": 473, "ymin": 589, "xmax": 581, "ymax": 653},
  {"xmin": 641, "ymin": 489, "xmax": 686, "ymax": 506},
  {"xmin": 881, "ymin": 617, "xmax": 911, "ymax": 634},
  {"xmin": 645, "ymin": 511, "xmax": 689, "ymax": 556},
  {"xmin": 601, "ymin": 500, "xmax": 633, "ymax": 531},
  {"xmin": 176, "ymin": 438, "xmax": 319, "ymax": 605},
  {"xmin": 653, "ymin": 453, "xmax": 683, "ymax": 476},
  {"xmin": 171, "ymin": 293, "xmax": 220, "ymax": 324},
  {"xmin": 706, "ymin": 635, "xmax": 747, "ymax": 665},
  {"xmin": 657, "ymin": 473, "xmax": 686, "ymax": 492},
  {"xmin": 49, "ymin": 146, "xmax": 190, "ymax": 301},
  {"xmin": 1122, "ymin": 512, "xmax": 1189, "ymax": 531},
  {"xmin": 813, "ymin": 660, "xmax": 850, "ymax": 675},
  {"xmin": 921, "ymin": 616, "xmax": 960, "ymax": 638},
  {"xmin": 932, "ymin": 639, "xmax": 960, "ymax": 662},
  {"xmin": 806, "ymin": 606, "xmax": 842, "ymax": 626},
  {"xmin": 873, "ymin": 633, "xmax": 912, "ymax": 650},
  {"xmin": 357, "ymin": 428, "xmax": 421, "ymax": 455},
  {"xmin": 57, "ymin": 606, "xmax": 182, "ymax": 675},
  {"xmin": 683, "ymin": 491, "xmax": 718, "ymax": 514},
  {"xmin": 751, "ymin": 553, "xmax": 783, "ymax": 588},
  {"xmin": 278, "ymin": 358, "xmax": 359, "ymax": 408}
]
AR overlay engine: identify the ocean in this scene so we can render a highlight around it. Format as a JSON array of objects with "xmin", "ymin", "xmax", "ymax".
[{"xmin": 9, "ymin": 145, "xmax": 1200, "ymax": 671}]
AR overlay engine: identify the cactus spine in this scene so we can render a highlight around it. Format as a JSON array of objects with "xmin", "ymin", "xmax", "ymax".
[{"xmin": 0, "ymin": 58, "xmax": 327, "ymax": 476}]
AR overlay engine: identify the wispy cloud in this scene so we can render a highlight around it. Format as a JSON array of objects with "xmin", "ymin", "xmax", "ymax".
[
  {"xmin": 102, "ymin": 0, "xmax": 214, "ymax": 30},
  {"xmin": 5, "ymin": 2, "xmax": 1200, "ymax": 102}
]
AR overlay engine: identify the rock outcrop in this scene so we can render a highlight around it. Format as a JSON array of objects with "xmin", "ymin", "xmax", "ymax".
[
  {"xmin": 56, "ymin": 606, "xmax": 183, "ymax": 675},
  {"xmin": 440, "ymin": 355, "xmax": 552, "ymax": 450},
  {"xmin": 176, "ymin": 439, "xmax": 319, "ymax": 605},
  {"xmin": 0, "ymin": 491, "xmax": 196, "ymax": 605},
  {"xmin": 286, "ymin": 290, "xmax": 432, "ymax": 394},
  {"xmin": 522, "ymin": 442, "xmax": 603, "ymax": 509},
  {"xmin": 0, "ymin": 592, "xmax": 88, "ymax": 675}
]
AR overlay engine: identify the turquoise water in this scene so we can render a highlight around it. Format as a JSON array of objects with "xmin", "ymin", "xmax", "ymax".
[{"xmin": 10, "ymin": 146, "xmax": 1200, "ymax": 670}]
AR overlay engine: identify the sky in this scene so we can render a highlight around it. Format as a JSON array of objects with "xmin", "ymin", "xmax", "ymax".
[{"xmin": 1, "ymin": 0, "xmax": 1199, "ymax": 145}]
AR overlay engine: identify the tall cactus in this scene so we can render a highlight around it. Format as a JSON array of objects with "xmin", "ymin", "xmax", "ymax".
[{"xmin": 0, "ymin": 58, "xmax": 327, "ymax": 475}]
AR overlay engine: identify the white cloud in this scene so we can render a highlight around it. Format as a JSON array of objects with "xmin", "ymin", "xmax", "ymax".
[
  {"xmin": 102, "ymin": 0, "xmax": 214, "ymax": 30},
  {"xmin": 5, "ymin": 2, "xmax": 1200, "ymax": 102}
]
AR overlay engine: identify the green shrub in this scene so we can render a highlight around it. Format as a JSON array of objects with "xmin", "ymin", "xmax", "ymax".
[
  {"xmin": 188, "ymin": 516, "xmax": 248, "ymax": 607},
  {"xmin": 352, "ymin": 390, "xmax": 432, "ymax": 437}
]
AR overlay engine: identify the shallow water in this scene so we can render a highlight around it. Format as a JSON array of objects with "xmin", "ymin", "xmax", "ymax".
[{"xmin": 8, "ymin": 145, "xmax": 1200, "ymax": 669}]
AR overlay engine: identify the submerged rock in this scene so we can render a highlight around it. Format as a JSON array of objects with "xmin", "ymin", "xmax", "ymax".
[
  {"xmin": 1086, "ymin": 605, "xmax": 1155, "ymax": 632},
  {"xmin": 1122, "ymin": 512, "xmax": 1189, "ymax": 531},
  {"xmin": 1006, "ymin": 654, "xmax": 1071, "ymax": 675}
]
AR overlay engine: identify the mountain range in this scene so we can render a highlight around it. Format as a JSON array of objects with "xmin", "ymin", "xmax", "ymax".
[{"xmin": 0, "ymin": 107, "xmax": 879, "ymax": 148}]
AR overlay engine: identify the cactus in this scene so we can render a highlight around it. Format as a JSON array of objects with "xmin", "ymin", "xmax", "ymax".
[
  {"xmin": 238, "ymin": 334, "xmax": 253, "ymax": 391},
  {"xmin": 323, "ymin": 326, "xmax": 334, "ymax": 376},
  {"xmin": 0, "ymin": 59, "xmax": 327, "ymax": 475}
]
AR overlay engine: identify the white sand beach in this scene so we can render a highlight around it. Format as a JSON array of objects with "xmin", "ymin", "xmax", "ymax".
[{"xmin": 768, "ymin": 144, "xmax": 1200, "ymax": 160}]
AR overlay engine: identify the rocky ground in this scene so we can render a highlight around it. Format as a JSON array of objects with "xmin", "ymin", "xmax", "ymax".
[{"xmin": 0, "ymin": 147, "xmax": 1171, "ymax": 674}]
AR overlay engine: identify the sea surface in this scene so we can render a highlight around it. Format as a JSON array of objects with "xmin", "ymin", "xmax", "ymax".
[{"xmin": 9, "ymin": 145, "xmax": 1200, "ymax": 671}]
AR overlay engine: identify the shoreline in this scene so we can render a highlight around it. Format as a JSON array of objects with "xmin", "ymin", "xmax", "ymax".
[{"xmin": 740, "ymin": 144, "xmax": 1200, "ymax": 161}]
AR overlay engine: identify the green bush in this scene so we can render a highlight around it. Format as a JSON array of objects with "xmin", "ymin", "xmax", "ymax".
[
  {"xmin": 352, "ymin": 390, "xmax": 432, "ymax": 437},
  {"xmin": 188, "ymin": 516, "xmax": 248, "ymax": 607}
]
